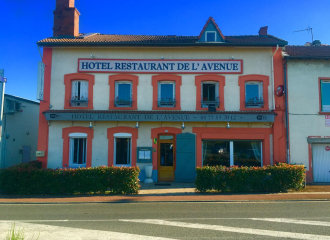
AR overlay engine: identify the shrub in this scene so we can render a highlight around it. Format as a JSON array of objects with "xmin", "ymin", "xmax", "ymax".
[
  {"xmin": 196, "ymin": 163, "xmax": 305, "ymax": 193},
  {"xmin": 0, "ymin": 166, "xmax": 140, "ymax": 195}
]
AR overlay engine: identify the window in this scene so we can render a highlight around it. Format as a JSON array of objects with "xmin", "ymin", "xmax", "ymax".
[
  {"xmin": 206, "ymin": 31, "xmax": 216, "ymax": 42},
  {"xmin": 201, "ymin": 82, "xmax": 219, "ymax": 108},
  {"xmin": 71, "ymin": 80, "xmax": 88, "ymax": 107},
  {"xmin": 195, "ymin": 75, "xmax": 225, "ymax": 111},
  {"xmin": 114, "ymin": 133, "xmax": 131, "ymax": 166},
  {"xmin": 69, "ymin": 133, "xmax": 87, "ymax": 167},
  {"xmin": 152, "ymin": 75, "xmax": 181, "ymax": 110},
  {"xmin": 107, "ymin": 127, "xmax": 138, "ymax": 167},
  {"xmin": 202, "ymin": 140, "xmax": 262, "ymax": 167},
  {"xmin": 64, "ymin": 73, "xmax": 94, "ymax": 109},
  {"xmin": 321, "ymin": 80, "xmax": 330, "ymax": 112},
  {"xmin": 238, "ymin": 74, "xmax": 269, "ymax": 111},
  {"xmin": 109, "ymin": 74, "xmax": 138, "ymax": 110},
  {"xmin": 245, "ymin": 82, "xmax": 263, "ymax": 107},
  {"xmin": 115, "ymin": 82, "xmax": 132, "ymax": 107},
  {"xmin": 158, "ymin": 82, "xmax": 175, "ymax": 107},
  {"xmin": 6, "ymin": 99, "xmax": 22, "ymax": 113},
  {"xmin": 62, "ymin": 127, "xmax": 93, "ymax": 168}
]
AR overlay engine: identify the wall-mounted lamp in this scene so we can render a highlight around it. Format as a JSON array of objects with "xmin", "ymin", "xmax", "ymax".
[
  {"xmin": 90, "ymin": 54, "xmax": 95, "ymax": 59},
  {"xmin": 89, "ymin": 122, "xmax": 93, "ymax": 129},
  {"xmin": 181, "ymin": 122, "xmax": 185, "ymax": 130},
  {"xmin": 135, "ymin": 122, "xmax": 139, "ymax": 128},
  {"xmin": 226, "ymin": 122, "xmax": 230, "ymax": 130},
  {"xmin": 161, "ymin": 56, "xmax": 164, "ymax": 60}
]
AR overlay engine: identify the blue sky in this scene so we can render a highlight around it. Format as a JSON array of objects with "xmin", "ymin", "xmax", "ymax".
[{"xmin": 1, "ymin": 0, "xmax": 330, "ymax": 101}]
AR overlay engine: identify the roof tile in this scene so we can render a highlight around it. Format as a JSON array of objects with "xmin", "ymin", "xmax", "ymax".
[{"xmin": 284, "ymin": 45, "xmax": 330, "ymax": 58}]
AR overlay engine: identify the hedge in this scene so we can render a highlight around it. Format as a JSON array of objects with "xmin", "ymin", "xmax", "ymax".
[
  {"xmin": 0, "ymin": 162, "xmax": 140, "ymax": 195},
  {"xmin": 195, "ymin": 163, "xmax": 305, "ymax": 193}
]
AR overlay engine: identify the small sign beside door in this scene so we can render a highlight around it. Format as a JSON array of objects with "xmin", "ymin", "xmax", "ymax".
[{"xmin": 326, "ymin": 116, "xmax": 330, "ymax": 127}]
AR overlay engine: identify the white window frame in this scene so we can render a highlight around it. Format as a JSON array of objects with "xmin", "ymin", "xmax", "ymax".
[
  {"xmin": 205, "ymin": 31, "xmax": 217, "ymax": 42},
  {"xmin": 321, "ymin": 80, "xmax": 330, "ymax": 112},
  {"xmin": 115, "ymin": 81, "xmax": 132, "ymax": 107},
  {"xmin": 158, "ymin": 81, "xmax": 175, "ymax": 107},
  {"xmin": 114, "ymin": 133, "xmax": 132, "ymax": 167},
  {"xmin": 69, "ymin": 132, "xmax": 87, "ymax": 168},
  {"xmin": 71, "ymin": 80, "xmax": 89, "ymax": 107},
  {"xmin": 201, "ymin": 81, "xmax": 219, "ymax": 108},
  {"xmin": 245, "ymin": 81, "xmax": 263, "ymax": 107}
]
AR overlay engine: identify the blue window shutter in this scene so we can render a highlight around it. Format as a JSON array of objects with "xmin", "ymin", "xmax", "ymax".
[
  {"xmin": 118, "ymin": 83, "xmax": 131, "ymax": 101},
  {"xmin": 160, "ymin": 84, "xmax": 173, "ymax": 100},
  {"xmin": 245, "ymin": 84, "xmax": 259, "ymax": 102}
]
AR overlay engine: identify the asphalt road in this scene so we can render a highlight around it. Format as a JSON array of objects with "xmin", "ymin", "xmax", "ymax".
[{"xmin": 1, "ymin": 201, "xmax": 330, "ymax": 239}]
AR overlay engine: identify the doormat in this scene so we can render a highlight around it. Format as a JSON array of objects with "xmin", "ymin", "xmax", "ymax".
[{"xmin": 154, "ymin": 183, "xmax": 171, "ymax": 186}]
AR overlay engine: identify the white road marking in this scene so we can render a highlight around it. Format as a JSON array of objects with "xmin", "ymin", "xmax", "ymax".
[
  {"xmin": 251, "ymin": 218, "xmax": 330, "ymax": 227},
  {"xmin": 120, "ymin": 219, "xmax": 330, "ymax": 240},
  {"xmin": 0, "ymin": 221, "xmax": 177, "ymax": 240}
]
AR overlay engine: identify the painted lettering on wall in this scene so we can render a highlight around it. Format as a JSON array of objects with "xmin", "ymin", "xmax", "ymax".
[{"xmin": 78, "ymin": 59, "xmax": 243, "ymax": 74}]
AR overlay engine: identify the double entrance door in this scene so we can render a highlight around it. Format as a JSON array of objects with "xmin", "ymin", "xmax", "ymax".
[{"xmin": 158, "ymin": 135, "xmax": 175, "ymax": 182}]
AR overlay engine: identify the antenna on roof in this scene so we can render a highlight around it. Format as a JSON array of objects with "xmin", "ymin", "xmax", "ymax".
[{"xmin": 294, "ymin": 26, "xmax": 313, "ymax": 42}]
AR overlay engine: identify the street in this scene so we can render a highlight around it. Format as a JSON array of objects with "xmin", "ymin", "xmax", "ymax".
[{"xmin": 1, "ymin": 201, "xmax": 330, "ymax": 239}]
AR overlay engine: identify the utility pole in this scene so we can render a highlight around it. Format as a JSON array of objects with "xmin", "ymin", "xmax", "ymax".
[{"xmin": 0, "ymin": 70, "xmax": 5, "ymax": 168}]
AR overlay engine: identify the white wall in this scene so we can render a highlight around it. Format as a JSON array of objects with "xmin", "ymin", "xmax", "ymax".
[
  {"xmin": 50, "ymin": 47, "xmax": 273, "ymax": 111},
  {"xmin": 288, "ymin": 60, "xmax": 330, "ymax": 169},
  {"xmin": 2, "ymin": 96, "xmax": 39, "ymax": 168}
]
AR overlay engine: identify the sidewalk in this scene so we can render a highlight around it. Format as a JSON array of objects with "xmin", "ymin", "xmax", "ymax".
[{"xmin": 0, "ymin": 183, "xmax": 329, "ymax": 204}]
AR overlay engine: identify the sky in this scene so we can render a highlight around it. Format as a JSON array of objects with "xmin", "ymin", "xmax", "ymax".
[{"xmin": 1, "ymin": 0, "xmax": 330, "ymax": 101}]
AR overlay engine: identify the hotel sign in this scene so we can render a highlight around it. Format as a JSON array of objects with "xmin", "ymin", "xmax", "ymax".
[
  {"xmin": 45, "ymin": 112, "xmax": 274, "ymax": 122},
  {"xmin": 78, "ymin": 59, "xmax": 243, "ymax": 74}
]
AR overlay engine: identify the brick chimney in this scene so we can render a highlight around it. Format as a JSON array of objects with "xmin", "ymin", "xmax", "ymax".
[
  {"xmin": 258, "ymin": 26, "xmax": 268, "ymax": 36},
  {"xmin": 53, "ymin": 0, "xmax": 80, "ymax": 38}
]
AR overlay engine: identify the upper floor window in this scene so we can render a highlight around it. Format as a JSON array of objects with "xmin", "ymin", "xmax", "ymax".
[
  {"xmin": 109, "ymin": 74, "xmax": 138, "ymax": 110},
  {"xmin": 64, "ymin": 73, "xmax": 94, "ymax": 110},
  {"xmin": 206, "ymin": 31, "xmax": 216, "ymax": 42},
  {"xmin": 6, "ymin": 99, "xmax": 22, "ymax": 114},
  {"xmin": 195, "ymin": 75, "xmax": 225, "ymax": 111},
  {"xmin": 321, "ymin": 80, "xmax": 330, "ymax": 112},
  {"xmin": 245, "ymin": 82, "xmax": 264, "ymax": 108},
  {"xmin": 115, "ymin": 82, "xmax": 132, "ymax": 107},
  {"xmin": 238, "ymin": 74, "xmax": 269, "ymax": 111},
  {"xmin": 71, "ymin": 80, "xmax": 88, "ymax": 107},
  {"xmin": 69, "ymin": 133, "xmax": 87, "ymax": 167},
  {"xmin": 152, "ymin": 75, "xmax": 181, "ymax": 110},
  {"xmin": 201, "ymin": 82, "xmax": 219, "ymax": 108},
  {"xmin": 158, "ymin": 82, "xmax": 176, "ymax": 107}
]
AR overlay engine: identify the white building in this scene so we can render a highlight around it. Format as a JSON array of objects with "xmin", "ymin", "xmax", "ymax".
[
  {"xmin": 0, "ymin": 94, "xmax": 40, "ymax": 168},
  {"xmin": 284, "ymin": 44, "xmax": 330, "ymax": 183},
  {"xmin": 36, "ymin": 0, "xmax": 287, "ymax": 182}
]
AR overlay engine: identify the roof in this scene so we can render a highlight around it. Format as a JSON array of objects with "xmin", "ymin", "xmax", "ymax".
[
  {"xmin": 43, "ymin": 109, "xmax": 276, "ymax": 115},
  {"xmin": 198, "ymin": 17, "xmax": 225, "ymax": 41},
  {"xmin": 283, "ymin": 45, "xmax": 330, "ymax": 59},
  {"xmin": 5, "ymin": 94, "xmax": 40, "ymax": 105},
  {"xmin": 37, "ymin": 34, "xmax": 287, "ymax": 47}
]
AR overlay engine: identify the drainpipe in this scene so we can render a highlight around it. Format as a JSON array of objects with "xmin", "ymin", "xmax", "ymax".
[
  {"xmin": 284, "ymin": 59, "xmax": 290, "ymax": 164},
  {"xmin": 271, "ymin": 44, "xmax": 279, "ymax": 110}
]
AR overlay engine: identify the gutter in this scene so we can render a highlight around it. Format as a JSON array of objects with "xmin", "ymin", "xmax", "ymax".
[
  {"xmin": 37, "ymin": 42, "xmax": 288, "ymax": 47},
  {"xmin": 271, "ymin": 44, "xmax": 279, "ymax": 110},
  {"xmin": 283, "ymin": 58, "xmax": 290, "ymax": 164}
]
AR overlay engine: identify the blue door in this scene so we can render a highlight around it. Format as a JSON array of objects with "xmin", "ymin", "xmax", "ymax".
[{"xmin": 175, "ymin": 133, "xmax": 196, "ymax": 182}]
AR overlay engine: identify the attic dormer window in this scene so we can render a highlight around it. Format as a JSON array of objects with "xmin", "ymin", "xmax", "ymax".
[{"xmin": 206, "ymin": 31, "xmax": 216, "ymax": 42}]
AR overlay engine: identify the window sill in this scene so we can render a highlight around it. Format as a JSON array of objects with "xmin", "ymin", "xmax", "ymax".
[
  {"xmin": 114, "ymin": 164, "xmax": 132, "ymax": 167},
  {"xmin": 319, "ymin": 112, "xmax": 330, "ymax": 115},
  {"xmin": 68, "ymin": 165, "xmax": 86, "ymax": 168}
]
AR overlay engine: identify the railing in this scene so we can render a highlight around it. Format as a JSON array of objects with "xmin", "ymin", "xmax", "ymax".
[
  {"xmin": 115, "ymin": 100, "xmax": 133, "ymax": 107},
  {"xmin": 158, "ymin": 100, "xmax": 176, "ymax": 107},
  {"xmin": 245, "ymin": 100, "xmax": 264, "ymax": 108},
  {"xmin": 70, "ymin": 99, "xmax": 88, "ymax": 107},
  {"xmin": 201, "ymin": 100, "xmax": 220, "ymax": 108}
]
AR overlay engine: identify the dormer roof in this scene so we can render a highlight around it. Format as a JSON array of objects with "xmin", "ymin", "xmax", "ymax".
[{"xmin": 197, "ymin": 17, "xmax": 225, "ymax": 42}]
